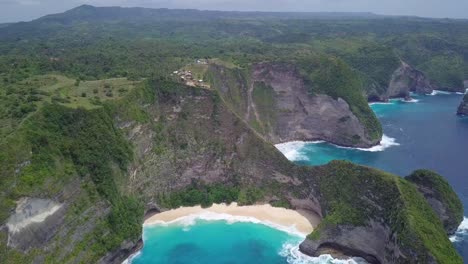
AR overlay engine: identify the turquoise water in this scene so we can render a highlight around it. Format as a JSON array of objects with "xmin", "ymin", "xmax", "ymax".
[
  {"xmin": 129, "ymin": 218, "xmax": 363, "ymax": 264},
  {"xmin": 130, "ymin": 220, "xmax": 298, "ymax": 264},
  {"xmin": 129, "ymin": 92, "xmax": 467, "ymax": 264},
  {"xmin": 276, "ymin": 92, "xmax": 468, "ymax": 260}
]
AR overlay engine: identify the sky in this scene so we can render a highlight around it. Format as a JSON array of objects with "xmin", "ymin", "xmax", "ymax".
[{"xmin": 1, "ymin": 0, "xmax": 468, "ymax": 23}]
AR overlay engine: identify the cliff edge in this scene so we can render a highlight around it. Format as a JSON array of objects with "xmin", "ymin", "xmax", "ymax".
[{"xmin": 207, "ymin": 60, "xmax": 382, "ymax": 148}]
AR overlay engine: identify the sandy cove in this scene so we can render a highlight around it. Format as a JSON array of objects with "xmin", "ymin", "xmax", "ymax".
[{"xmin": 144, "ymin": 203, "xmax": 321, "ymax": 235}]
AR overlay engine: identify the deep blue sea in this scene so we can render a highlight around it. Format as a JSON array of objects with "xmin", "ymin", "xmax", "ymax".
[
  {"xmin": 276, "ymin": 91, "xmax": 468, "ymax": 261},
  {"xmin": 129, "ymin": 92, "xmax": 467, "ymax": 264}
]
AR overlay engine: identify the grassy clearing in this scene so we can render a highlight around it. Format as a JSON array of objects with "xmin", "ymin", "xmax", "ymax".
[
  {"xmin": 0, "ymin": 74, "xmax": 141, "ymax": 139},
  {"xmin": 36, "ymin": 75, "xmax": 141, "ymax": 109}
]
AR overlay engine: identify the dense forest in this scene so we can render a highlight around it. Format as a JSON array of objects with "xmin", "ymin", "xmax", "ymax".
[
  {"xmin": 1, "ymin": 5, "xmax": 468, "ymax": 87},
  {"xmin": 0, "ymin": 5, "xmax": 466, "ymax": 264}
]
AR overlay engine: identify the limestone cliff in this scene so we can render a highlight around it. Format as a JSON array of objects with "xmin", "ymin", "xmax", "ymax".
[
  {"xmin": 0, "ymin": 80, "xmax": 462, "ymax": 264},
  {"xmin": 365, "ymin": 61, "xmax": 437, "ymax": 102},
  {"xmin": 385, "ymin": 61, "xmax": 436, "ymax": 99},
  {"xmin": 208, "ymin": 62, "xmax": 382, "ymax": 148}
]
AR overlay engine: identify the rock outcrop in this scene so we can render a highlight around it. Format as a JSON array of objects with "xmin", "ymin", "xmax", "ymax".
[
  {"xmin": 5, "ymin": 198, "xmax": 65, "ymax": 251},
  {"xmin": 209, "ymin": 62, "xmax": 381, "ymax": 148},
  {"xmin": 406, "ymin": 170, "xmax": 464, "ymax": 235},
  {"xmin": 385, "ymin": 61, "xmax": 436, "ymax": 100},
  {"xmin": 1, "ymin": 81, "xmax": 463, "ymax": 264},
  {"xmin": 457, "ymin": 94, "xmax": 468, "ymax": 116},
  {"xmin": 299, "ymin": 222, "xmax": 394, "ymax": 264}
]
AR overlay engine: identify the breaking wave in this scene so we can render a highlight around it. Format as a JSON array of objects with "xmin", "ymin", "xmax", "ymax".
[
  {"xmin": 275, "ymin": 135, "xmax": 399, "ymax": 161},
  {"xmin": 279, "ymin": 242, "xmax": 368, "ymax": 264},
  {"xmin": 430, "ymin": 90, "xmax": 453, "ymax": 96},
  {"xmin": 275, "ymin": 141, "xmax": 320, "ymax": 161},
  {"xmin": 333, "ymin": 134, "xmax": 400, "ymax": 152},
  {"xmin": 450, "ymin": 217, "xmax": 468, "ymax": 243},
  {"xmin": 401, "ymin": 98, "xmax": 419, "ymax": 103},
  {"xmin": 369, "ymin": 101, "xmax": 394, "ymax": 106},
  {"xmin": 144, "ymin": 211, "xmax": 307, "ymax": 238}
]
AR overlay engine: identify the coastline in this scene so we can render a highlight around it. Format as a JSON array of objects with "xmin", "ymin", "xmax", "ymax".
[
  {"xmin": 275, "ymin": 134, "xmax": 400, "ymax": 162},
  {"xmin": 144, "ymin": 202, "xmax": 320, "ymax": 235}
]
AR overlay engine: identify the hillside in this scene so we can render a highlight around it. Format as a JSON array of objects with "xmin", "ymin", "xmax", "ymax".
[
  {"xmin": 205, "ymin": 60, "xmax": 381, "ymax": 147},
  {"xmin": 0, "ymin": 78, "xmax": 463, "ymax": 264},
  {"xmin": 0, "ymin": 5, "xmax": 465, "ymax": 264},
  {"xmin": 1, "ymin": 5, "xmax": 467, "ymax": 96}
]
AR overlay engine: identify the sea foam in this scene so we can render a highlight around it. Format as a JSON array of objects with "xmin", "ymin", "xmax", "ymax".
[
  {"xmin": 275, "ymin": 135, "xmax": 399, "ymax": 161},
  {"xmin": 430, "ymin": 90, "xmax": 453, "ymax": 96},
  {"xmin": 450, "ymin": 216, "xmax": 468, "ymax": 243},
  {"xmin": 275, "ymin": 141, "xmax": 321, "ymax": 161},
  {"xmin": 401, "ymin": 98, "xmax": 419, "ymax": 103},
  {"xmin": 353, "ymin": 134, "xmax": 400, "ymax": 152},
  {"xmin": 144, "ymin": 211, "xmax": 307, "ymax": 238},
  {"xmin": 280, "ymin": 242, "xmax": 367, "ymax": 264},
  {"xmin": 311, "ymin": 134, "xmax": 400, "ymax": 153}
]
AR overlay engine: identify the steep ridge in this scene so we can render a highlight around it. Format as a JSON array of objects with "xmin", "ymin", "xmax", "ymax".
[
  {"xmin": 406, "ymin": 170, "xmax": 464, "ymax": 235},
  {"xmin": 385, "ymin": 61, "xmax": 436, "ymax": 100},
  {"xmin": 0, "ymin": 80, "xmax": 463, "ymax": 264},
  {"xmin": 121, "ymin": 80, "xmax": 462, "ymax": 264},
  {"xmin": 365, "ymin": 61, "xmax": 436, "ymax": 101},
  {"xmin": 207, "ymin": 61, "xmax": 382, "ymax": 148}
]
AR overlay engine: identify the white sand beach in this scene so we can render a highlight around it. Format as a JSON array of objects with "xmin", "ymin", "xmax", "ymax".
[{"xmin": 144, "ymin": 203, "xmax": 321, "ymax": 235}]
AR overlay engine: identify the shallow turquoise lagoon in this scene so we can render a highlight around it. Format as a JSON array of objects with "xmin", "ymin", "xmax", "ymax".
[{"xmin": 129, "ymin": 218, "xmax": 364, "ymax": 264}]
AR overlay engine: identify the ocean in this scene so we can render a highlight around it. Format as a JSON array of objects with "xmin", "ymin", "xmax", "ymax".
[
  {"xmin": 129, "ymin": 91, "xmax": 467, "ymax": 264},
  {"xmin": 129, "ymin": 216, "xmax": 366, "ymax": 264},
  {"xmin": 276, "ymin": 91, "xmax": 468, "ymax": 260}
]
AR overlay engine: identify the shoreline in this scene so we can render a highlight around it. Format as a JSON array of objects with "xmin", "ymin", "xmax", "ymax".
[
  {"xmin": 144, "ymin": 203, "xmax": 320, "ymax": 236},
  {"xmin": 275, "ymin": 134, "xmax": 400, "ymax": 160}
]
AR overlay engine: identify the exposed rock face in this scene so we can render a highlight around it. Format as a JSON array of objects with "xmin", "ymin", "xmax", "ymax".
[
  {"xmin": 5, "ymin": 198, "xmax": 65, "ymax": 251},
  {"xmin": 99, "ymin": 239, "xmax": 142, "ymax": 264},
  {"xmin": 406, "ymin": 170, "xmax": 464, "ymax": 235},
  {"xmin": 386, "ymin": 61, "xmax": 435, "ymax": 100},
  {"xmin": 457, "ymin": 94, "xmax": 468, "ymax": 116},
  {"xmin": 3, "ymin": 81, "xmax": 462, "ymax": 264},
  {"xmin": 299, "ymin": 222, "xmax": 394, "ymax": 264},
  {"xmin": 210, "ymin": 62, "xmax": 380, "ymax": 148}
]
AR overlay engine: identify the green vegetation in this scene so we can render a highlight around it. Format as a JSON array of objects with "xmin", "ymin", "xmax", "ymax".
[
  {"xmin": 298, "ymin": 56, "xmax": 383, "ymax": 140},
  {"xmin": 0, "ymin": 101, "xmax": 143, "ymax": 262},
  {"xmin": 397, "ymin": 178, "xmax": 462, "ymax": 263},
  {"xmin": 159, "ymin": 183, "xmax": 240, "ymax": 208},
  {"xmin": 406, "ymin": 170, "xmax": 464, "ymax": 227},
  {"xmin": 307, "ymin": 161, "xmax": 461, "ymax": 263},
  {"xmin": 0, "ymin": 5, "xmax": 465, "ymax": 263},
  {"xmin": 251, "ymin": 81, "xmax": 277, "ymax": 134},
  {"xmin": 0, "ymin": 74, "xmax": 140, "ymax": 139},
  {"xmin": 419, "ymin": 54, "xmax": 465, "ymax": 89}
]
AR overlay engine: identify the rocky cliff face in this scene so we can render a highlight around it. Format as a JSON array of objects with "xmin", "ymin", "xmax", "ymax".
[
  {"xmin": 385, "ymin": 61, "xmax": 436, "ymax": 100},
  {"xmin": 406, "ymin": 170, "xmax": 464, "ymax": 235},
  {"xmin": 457, "ymin": 94, "xmax": 468, "ymax": 116},
  {"xmin": 5, "ymin": 198, "xmax": 65, "ymax": 251},
  {"xmin": 209, "ymin": 62, "xmax": 381, "ymax": 148},
  {"xmin": 1, "ymin": 81, "xmax": 462, "ymax": 264},
  {"xmin": 121, "ymin": 83, "xmax": 462, "ymax": 264},
  {"xmin": 299, "ymin": 222, "xmax": 395, "ymax": 264}
]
